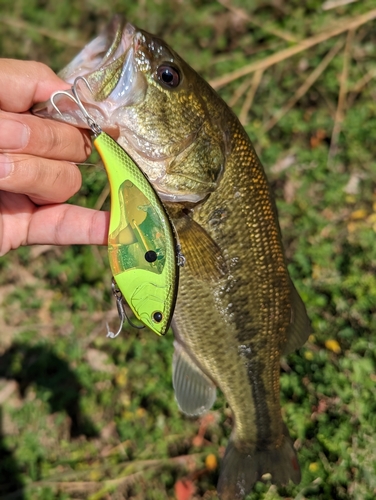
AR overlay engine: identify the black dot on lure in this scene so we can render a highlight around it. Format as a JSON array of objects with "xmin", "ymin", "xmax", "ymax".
[
  {"xmin": 153, "ymin": 311, "xmax": 163, "ymax": 323},
  {"xmin": 145, "ymin": 250, "xmax": 158, "ymax": 263}
]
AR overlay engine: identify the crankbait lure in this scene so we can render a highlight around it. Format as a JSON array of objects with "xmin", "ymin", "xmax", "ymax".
[{"xmin": 51, "ymin": 77, "xmax": 182, "ymax": 337}]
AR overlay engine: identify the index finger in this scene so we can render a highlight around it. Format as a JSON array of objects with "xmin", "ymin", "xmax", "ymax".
[{"xmin": 0, "ymin": 59, "xmax": 69, "ymax": 112}]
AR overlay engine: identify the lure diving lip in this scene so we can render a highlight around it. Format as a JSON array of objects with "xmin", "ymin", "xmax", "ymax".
[{"xmin": 49, "ymin": 77, "xmax": 182, "ymax": 337}]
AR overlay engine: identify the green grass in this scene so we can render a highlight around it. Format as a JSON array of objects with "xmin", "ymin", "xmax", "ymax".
[{"xmin": 0, "ymin": 0, "xmax": 376, "ymax": 498}]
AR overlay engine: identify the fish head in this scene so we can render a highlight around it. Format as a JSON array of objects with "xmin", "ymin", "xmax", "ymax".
[{"xmin": 34, "ymin": 15, "xmax": 228, "ymax": 203}]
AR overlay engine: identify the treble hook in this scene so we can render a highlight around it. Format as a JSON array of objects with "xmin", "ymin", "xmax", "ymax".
[
  {"xmin": 50, "ymin": 76, "xmax": 102, "ymax": 136},
  {"xmin": 106, "ymin": 279, "xmax": 145, "ymax": 339}
]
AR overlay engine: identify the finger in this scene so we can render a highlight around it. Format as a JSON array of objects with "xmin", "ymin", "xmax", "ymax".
[
  {"xmin": 28, "ymin": 204, "xmax": 109, "ymax": 246},
  {"xmin": 0, "ymin": 111, "xmax": 92, "ymax": 162},
  {"xmin": 0, "ymin": 59, "xmax": 69, "ymax": 112},
  {"xmin": 0, "ymin": 154, "xmax": 82, "ymax": 204}
]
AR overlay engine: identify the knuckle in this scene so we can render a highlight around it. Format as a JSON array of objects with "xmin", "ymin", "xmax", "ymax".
[
  {"xmin": 87, "ymin": 210, "xmax": 102, "ymax": 245},
  {"xmin": 41, "ymin": 121, "xmax": 64, "ymax": 157},
  {"xmin": 55, "ymin": 162, "xmax": 82, "ymax": 199},
  {"xmin": 39, "ymin": 121, "xmax": 91, "ymax": 162},
  {"xmin": 78, "ymin": 132, "xmax": 92, "ymax": 162},
  {"xmin": 53, "ymin": 205, "xmax": 69, "ymax": 245},
  {"xmin": 15, "ymin": 157, "xmax": 82, "ymax": 203},
  {"xmin": 47, "ymin": 161, "xmax": 82, "ymax": 202},
  {"xmin": 31, "ymin": 61, "xmax": 51, "ymax": 76}
]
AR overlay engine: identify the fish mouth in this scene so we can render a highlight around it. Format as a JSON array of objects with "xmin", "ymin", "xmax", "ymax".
[
  {"xmin": 33, "ymin": 15, "xmax": 147, "ymax": 135},
  {"xmin": 33, "ymin": 16, "xmax": 218, "ymax": 204}
]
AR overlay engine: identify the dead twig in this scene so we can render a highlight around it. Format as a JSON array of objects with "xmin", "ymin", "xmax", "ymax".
[
  {"xmin": 347, "ymin": 67, "xmax": 376, "ymax": 107},
  {"xmin": 94, "ymin": 184, "xmax": 110, "ymax": 211},
  {"xmin": 100, "ymin": 439, "xmax": 132, "ymax": 458},
  {"xmin": 262, "ymin": 38, "xmax": 345, "ymax": 133},
  {"xmin": 239, "ymin": 69, "xmax": 264, "ymax": 125},
  {"xmin": 322, "ymin": 0, "xmax": 359, "ymax": 11},
  {"xmin": 328, "ymin": 29, "xmax": 355, "ymax": 164},
  {"xmin": 351, "ymin": 67, "xmax": 376, "ymax": 94},
  {"xmin": 25, "ymin": 453, "xmax": 205, "ymax": 499},
  {"xmin": 209, "ymin": 9, "xmax": 376, "ymax": 89},
  {"xmin": 228, "ymin": 76, "xmax": 255, "ymax": 108}
]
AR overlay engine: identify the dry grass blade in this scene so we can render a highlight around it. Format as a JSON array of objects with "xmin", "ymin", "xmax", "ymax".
[
  {"xmin": 228, "ymin": 76, "xmax": 255, "ymax": 108},
  {"xmin": 239, "ymin": 69, "xmax": 264, "ymax": 125},
  {"xmin": 94, "ymin": 184, "xmax": 110, "ymax": 211},
  {"xmin": 24, "ymin": 453, "xmax": 205, "ymax": 496},
  {"xmin": 347, "ymin": 67, "xmax": 376, "ymax": 107},
  {"xmin": 30, "ymin": 481, "xmax": 101, "ymax": 494},
  {"xmin": 322, "ymin": 0, "xmax": 359, "ymax": 11},
  {"xmin": 217, "ymin": 0, "xmax": 299, "ymax": 43},
  {"xmin": 328, "ymin": 29, "xmax": 355, "ymax": 163},
  {"xmin": 262, "ymin": 38, "xmax": 345, "ymax": 133},
  {"xmin": 87, "ymin": 472, "xmax": 143, "ymax": 500},
  {"xmin": 0, "ymin": 16, "xmax": 85, "ymax": 48},
  {"xmin": 294, "ymin": 477, "xmax": 323, "ymax": 499},
  {"xmin": 100, "ymin": 439, "xmax": 132, "ymax": 458},
  {"xmin": 209, "ymin": 9, "xmax": 376, "ymax": 89},
  {"xmin": 351, "ymin": 67, "xmax": 376, "ymax": 94},
  {"xmin": 89, "ymin": 454, "xmax": 203, "ymax": 498}
]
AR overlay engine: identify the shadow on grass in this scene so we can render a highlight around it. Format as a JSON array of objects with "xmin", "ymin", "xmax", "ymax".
[
  {"xmin": 0, "ymin": 407, "xmax": 24, "ymax": 499},
  {"xmin": 0, "ymin": 342, "xmax": 99, "ymax": 499}
]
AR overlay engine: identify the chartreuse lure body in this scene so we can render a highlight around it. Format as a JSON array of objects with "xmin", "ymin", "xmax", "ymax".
[
  {"xmin": 94, "ymin": 131, "xmax": 179, "ymax": 336},
  {"xmin": 48, "ymin": 76, "xmax": 180, "ymax": 336}
]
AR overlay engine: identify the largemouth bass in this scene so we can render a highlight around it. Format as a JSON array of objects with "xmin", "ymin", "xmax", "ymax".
[{"xmin": 34, "ymin": 15, "xmax": 311, "ymax": 499}]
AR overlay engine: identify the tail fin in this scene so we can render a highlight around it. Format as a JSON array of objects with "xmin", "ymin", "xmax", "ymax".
[{"xmin": 217, "ymin": 428, "xmax": 300, "ymax": 500}]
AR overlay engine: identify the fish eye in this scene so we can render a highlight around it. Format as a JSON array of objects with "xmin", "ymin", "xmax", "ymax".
[
  {"xmin": 145, "ymin": 250, "xmax": 158, "ymax": 263},
  {"xmin": 152, "ymin": 311, "xmax": 163, "ymax": 323},
  {"xmin": 156, "ymin": 65, "xmax": 180, "ymax": 88}
]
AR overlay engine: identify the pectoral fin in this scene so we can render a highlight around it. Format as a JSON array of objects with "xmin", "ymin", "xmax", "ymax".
[
  {"xmin": 172, "ymin": 340, "xmax": 216, "ymax": 416},
  {"xmin": 283, "ymin": 281, "xmax": 312, "ymax": 355},
  {"xmin": 174, "ymin": 215, "xmax": 227, "ymax": 282}
]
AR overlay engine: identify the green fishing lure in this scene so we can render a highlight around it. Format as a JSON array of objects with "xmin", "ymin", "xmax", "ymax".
[
  {"xmin": 50, "ymin": 77, "xmax": 181, "ymax": 337},
  {"xmin": 95, "ymin": 131, "xmax": 180, "ymax": 336}
]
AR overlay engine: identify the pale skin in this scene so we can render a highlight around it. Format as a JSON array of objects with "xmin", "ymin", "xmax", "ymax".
[{"xmin": 0, "ymin": 59, "xmax": 109, "ymax": 256}]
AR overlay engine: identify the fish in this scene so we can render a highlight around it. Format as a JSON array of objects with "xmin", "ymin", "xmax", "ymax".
[{"xmin": 34, "ymin": 15, "xmax": 312, "ymax": 499}]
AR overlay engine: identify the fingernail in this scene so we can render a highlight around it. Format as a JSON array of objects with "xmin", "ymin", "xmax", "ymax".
[
  {"xmin": 0, "ymin": 119, "xmax": 30, "ymax": 150},
  {"xmin": 0, "ymin": 155, "xmax": 13, "ymax": 179}
]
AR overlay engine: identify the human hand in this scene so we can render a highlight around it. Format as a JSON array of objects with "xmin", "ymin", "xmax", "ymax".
[{"xmin": 0, "ymin": 59, "xmax": 109, "ymax": 256}]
